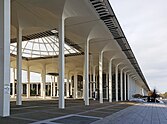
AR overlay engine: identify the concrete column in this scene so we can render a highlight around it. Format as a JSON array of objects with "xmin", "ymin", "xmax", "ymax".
[
  {"xmin": 99, "ymin": 52, "xmax": 103, "ymax": 103},
  {"xmin": 70, "ymin": 76, "xmax": 73, "ymax": 96},
  {"xmin": 141, "ymin": 87, "xmax": 144, "ymax": 96},
  {"xmin": 106, "ymin": 73, "xmax": 108, "ymax": 99},
  {"xmin": 124, "ymin": 72, "xmax": 127, "ymax": 100},
  {"xmin": 93, "ymin": 66, "xmax": 96, "ymax": 93},
  {"xmin": 127, "ymin": 74, "xmax": 130, "ymax": 100},
  {"xmin": 115, "ymin": 64, "xmax": 119, "ymax": 102},
  {"xmin": 16, "ymin": 27, "xmax": 22, "ymax": 105},
  {"xmin": 90, "ymin": 83, "xmax": 93, "ymax": 99},
  {"xmin": 74, "ymin": 72, "xmax": 78, "ymax": 99},
  {"xmin": 40, "ymin": 81, "xmax": 43, "ymax": 97},
  {"xmin": 57, "ymin": 81, "xmax": 59, "ymax": 97},
  {"xmin": 12, "ymin": 68, "xmax": 16, "ymax": 98},
  {"xmin": 109, "ymin": 59, "xmax": 112, "ymax": 102},
  {"xmin": 120, "ymin": 69, "xmax": 123, "ymax": 101},
  {"xmin": 47, "ymin": 83, "xmax": 50, "ymax": 96},
  {"xmin": 27, "ymin": 66, "xmax": 30, "ymax": 98},
  {"xmin": 96, "ymin": 75, "xmax": 98, "ymax": 90},
  {"xmin": 21, "ymin": 84, "xmax": 23, "ymax": 95},
  {"xmin": 90, "ymin": 59, "xmax": 93, "ymax": 98},
  {"xmin": 58, "ymin": 17, "xmax": 65, "ymax": 109},
  {"xmin": 0, "ymin": 0, "xmax": 10, "ymax": 116},
  {"xmin": 53, "ymin": 76, "xmax": 56, "ymax": 97},
  {"xmin": 41, "ymin": 64, "xmax": 46, "ymax": 99},
  {"xmin": 66, "ymin": 73, "xmax": 70, "ymax": 97},
  {"xmin": 36, "ymin": 84, "xmax": 39, "ymax": 95},
  {"xmin": 50, "ymin": 77, "xmax": 53, "ymax": 97},
  {"xmin": 83, "ymin": 63, "xmax": 85, "ymax": 100},
  {"xmin": 84, "ymin": 39, "xmax": 89, "ymax": 105}
]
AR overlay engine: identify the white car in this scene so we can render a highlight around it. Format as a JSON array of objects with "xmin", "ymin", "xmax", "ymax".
[{"xmin": 129, "ymin": 98, "xmax": 146, "ymax": 103}]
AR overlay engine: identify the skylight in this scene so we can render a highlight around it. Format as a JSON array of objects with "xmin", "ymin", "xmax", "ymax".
[{"xmin": 10, "ymin": 35, "xmax": 80, "ymax": 59}]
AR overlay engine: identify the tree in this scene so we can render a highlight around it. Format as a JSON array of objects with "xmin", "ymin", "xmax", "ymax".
[{"xmin": 162, "ymin": 92, "xmax": 167, "ymax": 98}]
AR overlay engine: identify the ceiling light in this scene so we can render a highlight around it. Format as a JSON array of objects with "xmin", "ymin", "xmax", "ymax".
[{"xmin": 51, "ymin": 29, "xmax": 58, "ymax": 34}]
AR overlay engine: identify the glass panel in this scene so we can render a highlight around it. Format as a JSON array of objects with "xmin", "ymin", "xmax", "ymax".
[
  {"xmin": 22, "ymin": 41, "xmax": 28, "ymax": 48},
  {"xmin": 10, "ymin": 35, "xmax": 80, "ymax": 58},
  {"xmin": 31, "ymin": 55, "xmax": 40, "ymax": 58},
  {"xmin": 10, "ymin": 46, "xmax": 15, "ymax": 51},
  {"xmin": 64, "ymin": 44, "xmax": 71, "ymax": 50},
  {"xmin": 49, "ymin": 52, "xmax": 55, "ymax": 56},
  {"xmin": 30, "ymin": 72, "xmax": 41, "ymax": 82},
  {"xmin": 41, "ymin": 38, "xmax": 48, "ymax": 43},
  {"xmin": 40, "ymin": 43, "xmax": 47, "ymax": 51},
  {"xmin": 33, "ymin": 43, "xmax": 40, "ymax": 51},
  {"xmin": 24, "ymin": 49, "xmax": 31, "ymax": 54},
  {"xmin": 26, "ymin": 42, "xmax": 33, "ymax": 48},
  {"xmin": 45, "ymin": 44, "xmax": 53, "ymax": 51},
  {"xmin": 13, "ymin": 51, "xmax": 17, "ymax": 55},
  {"xmin": 32, "ymin": 51, "xmax": 40, "ymax": 55},
  {"xmin": 38, "ymin": 38, "xmax": 44, "ymax": 43},
  {"xmin": 41, "ymin": 51, "xmax": 49, "ymax": 55},
  {"xmin": 69, "ymin": 49, "xmax": 76, "ymax": 53},
  {"xmin": 34, "ymin": 39, "xmax": 38, "ymax": 43},
  {"xmin": 64, "ymin": 50, "xmax": 69, "ymax": 54},
  {"xmin": 23, "ymin": 53, "xmax": 31, "ymax": 58}
]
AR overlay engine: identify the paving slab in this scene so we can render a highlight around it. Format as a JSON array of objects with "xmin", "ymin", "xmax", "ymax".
[
  {"xmin": 0, "ymin": 99, "xmax": 134, "ymax": 124},
  {"xmin": 91, "ymin": 103, "xmax": 167, "ymax": 124}
]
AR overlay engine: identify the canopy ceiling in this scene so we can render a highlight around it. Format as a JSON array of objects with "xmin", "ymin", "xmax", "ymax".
[{"xmin": 10, "ymin": 0, "xmax": 150, "ymax": 91}]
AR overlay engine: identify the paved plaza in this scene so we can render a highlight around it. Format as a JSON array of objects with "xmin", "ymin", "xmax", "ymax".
[
  {"xmin": 0, "ymin": 99, "xmax": 167, "ymax": 124},
  {"xmin": 0, "ymin": 99, "xmax": 134, "ymax": 124}
]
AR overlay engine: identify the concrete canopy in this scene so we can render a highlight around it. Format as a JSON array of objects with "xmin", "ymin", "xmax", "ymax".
[{"xmin": 10, "ymin": 0, "xmax": 149, "ymax": 91}]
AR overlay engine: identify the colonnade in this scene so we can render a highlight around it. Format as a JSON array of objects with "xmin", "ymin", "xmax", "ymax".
[
  {"xmin": 10, "ymin": 64, "xmax": 142, "ymax": 103},
  {"xmin": 0, "ymin": 0, "xmax": 148, "ymax": 117}
]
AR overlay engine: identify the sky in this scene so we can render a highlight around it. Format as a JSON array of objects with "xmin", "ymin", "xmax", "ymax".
[{"xmin": 109, "ymin": 0, "xmax": 167, "ymax": 93}]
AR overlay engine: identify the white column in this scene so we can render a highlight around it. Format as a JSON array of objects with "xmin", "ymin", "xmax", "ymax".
[
  {"xmin": 115, "ymin": 64, "xmax": 118, "ymax": 102},
  {"xmin": 27, "ymin": 66, "xmax": 30, "ymax": 98},
  {"xmin": 99, "ymin": 52, "xmax": 103, "ymax": 103},
  {"xmin": 58, "ymin": 17, "xmax": 65, "ymax": 109},
  {"xmin": 120, "ymin": 69, "xmax": 123, "ymax": 101},
  {"xmin": 40, "ymin": 81, "xmax": 43, "ymax": 97},
  {"xmin": 93, "ymin": 66, "xmax": 96, "ymax": 93},
  {"xmin": 127, "ymin": 74, "xmax": 130, "ymax": 100},
  {"xmin": 36, "ymin": 84, "xmax": 39, "ymax": 95},
  {"xmin": 66, "ymin": 73, "xmax": 70, "ymax": 97},
  {"xmin": 0, "ymin": 0, "xmax": 10, "ymax": 116},
  {"xmin": 106, "ymin": 73, "xmax": 108, "ymax": 99},
  {"xmin": 57, "ymin": 81, "xmax": 59, "ymax": 97},
  {"xmin": 96, "ymin": 75, "xmax": 98, "ymax": 90},
  {"xmin": 84, "ymin": 40, "xmax": 89, "ymax": 105},
  {"xmin": 70, "ymin": 76, "xmax": 73, "ymax": 96},
  {"xmin": 141, "ymin": 87, "xmax": 144, "ymax": 96},
  {"xmin": 124, "ymin": 72, "xmax": 127, "ymax": 100},
  {"xmin": 50, "ymin": 77, "xmax": 53, "ymax": 97},
  {"xmin": 16, "ymin": 27, "xmax": 22, "ymax": 105},
  {"xmin": 109, "ymin": 59, "xmax": 112, "ymax": 102},
  {"xmin": 41, "ymin": 64, "xmax": 46, "ymax": 99},
  {"xmin": 74, "ymin": 72, "xmax": 78, "ymax": 99},
  {"xmin": 47, "ymin": 83, "xmax": 49, "ymax": 96},
  {"xmin": 21, "ymin": 84, "xmax": 23, "ymax": 95},
  {"xmin": 83, "ymin": 64, "xmax": 85, "ymax": 100},
  {"xmin": 53, "ymin": 76, "xmax": 56, "ymax": 97},
  {"xmin": 90, "ymin": 83, "xmax": 92, "ymax": 99},
  {"xmin": 12, "ymin": 68, "xmax": 16, "ymax": 98},
  {"xmin": 90, "ymin": 60, "xmax": 93, "ymax": 98}
]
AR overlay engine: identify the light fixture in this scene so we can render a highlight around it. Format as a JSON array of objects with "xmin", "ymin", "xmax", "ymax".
[{"xmin": 51, "ymin": 29, "xmax": 58, "ymax": 34}]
